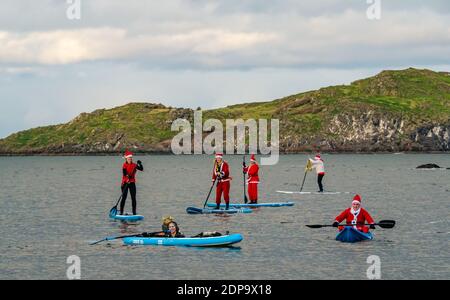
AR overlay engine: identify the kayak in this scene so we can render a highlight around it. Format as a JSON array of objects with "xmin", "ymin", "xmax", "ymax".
[
  {"xmin": 123, "ymin": 233, "xmax": 243, "ymax": 247},
  {"xmin": 207, "ymin": 202, "xmax": 294, "ymax": 208},
  {"xmin": 186, "ymin": 207, "xmax": 252, "ymax": 214},
  {"xmin": 277, "ymin": 191, "xmax": 349, "ymax": 195},
  {"xmin": 336, "ymin": 227, "xmax": 373, "ymax": 243},
  {"xmin": 110, "ymin": 214, "xmax": 144, "ymax": 222}
]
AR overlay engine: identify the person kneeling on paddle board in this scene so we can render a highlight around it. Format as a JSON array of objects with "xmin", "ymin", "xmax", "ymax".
[
  {"xmin": 243, "ymin": 154, "xmax": 259, "ymax": 204},
  {"xmin": 212, "ymin": 153, "xmax": 231, "ymax": 210},
  {"xmin": 166, "ymin": 222, "xmax": 185, "ymax": 238},
  {"xmin": 309, "ymin": 154, "xmax": 325, "ymax": 192},
  {"xmin": 120, "ymin": 150, "xmax": 143, "ymax": 215},
  {"xmin": 333, "ymin": 194, "xmax": 376, "ymax": 233}
]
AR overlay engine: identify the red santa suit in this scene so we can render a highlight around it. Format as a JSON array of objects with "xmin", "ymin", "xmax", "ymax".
[
  {"xmin": 334, "ymin": 195, "xmax": 375, "ymax": 233},
  {"xmin": 243, "ymin": 154, "xmax": 259, "ymax": 203},
  {"xmin": 212, "ymin": 153, "xmax": 231, "ymax": 205}
]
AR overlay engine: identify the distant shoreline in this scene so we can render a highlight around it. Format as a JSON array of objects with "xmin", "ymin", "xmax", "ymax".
[{"xmin": 1, "ymin": 151, "xmax": 449, "ymax": 157}]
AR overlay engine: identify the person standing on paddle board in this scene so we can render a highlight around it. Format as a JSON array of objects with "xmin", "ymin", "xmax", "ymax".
[
  {"xmin": 120, "ymin": 150, "xmax": 144, "ymax": 215},
  {"xmin": 333, "ymin": 194, "xmax": 376, "ymax": 233},
  {"xmin": 243, "ymin": 154, "xmax": 259, "ymax": 204},
  {"xmin": 212, "ymin": 153, "xmax": 231, "ymax": 210},
  {"xmin": 309, "ymin": 154, "xmax": 325, "ymax": 192}
]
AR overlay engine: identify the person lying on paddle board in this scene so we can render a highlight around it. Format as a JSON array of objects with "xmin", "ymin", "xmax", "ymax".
[
  {"xmin": 243, "ymin": 154, "xmax": 259, "ymax": 204},
  {"xmin": 212, "ymin": 153, "xmax": 231, "ymax": 210},
  {"xmin": 333, "ymin": 194, "xmax": 376, "ymax": 233},
  {"xmin": 162, "ymin": 216, "xmax": 174, "ymax": 232},
  {"xmin": 120, "ymin": 150, "xmax": 144, "ymax": 215},
  {"xmin": 308, "ymin": 154, "xmax": 325, "ymax": 192},
  {"xmin": 166, "ymin": 222, "xmax": 185, "ymax": 238}
]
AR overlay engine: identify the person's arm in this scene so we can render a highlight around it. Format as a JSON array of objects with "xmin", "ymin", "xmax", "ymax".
[
  {"xmin": 123, "ymin": 167, "xmax": 131, "ymax": 183},
  {"xmin": 363, "ymin": 209, "xmax": 376, "ymax": 229},
  {"xmin": 248, "ymin": 164, "xmax": 258, "ymax": 176},
  {"xmin": 333, "ymin": 209, "xmax": 348, "ymax": 227},
  {"xmin": 309, "ymin": 158, "xmax": 317, "ymax": 167},
  {"xmin": 221, "ymin": 163, "xmax": 230, "ymax": 179}
]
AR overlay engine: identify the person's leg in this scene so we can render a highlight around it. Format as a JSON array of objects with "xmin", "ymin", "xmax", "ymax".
[
  {"xmin": 129, "ymin": 183, "xmax": 137, "ymax": 215},
  {"xmin": 223, "ymin": 181, "xmax": 230, "ymax": 210},
  {"xmin": 249, "ymin": 183, "xmax": 258, "ymax": 203},
  {"xmin": 120, "ymin": 185, "xmax": 129, "ymax": 215},
  {"xmin": 215, "ymin": 182, "xmax": 223, "ymax": 209},
  {"xmin": 318, "ymin": 174, "xmax": 324, "ymax": 192}
]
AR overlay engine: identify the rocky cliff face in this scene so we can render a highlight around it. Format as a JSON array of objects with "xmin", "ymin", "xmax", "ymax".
[{"xmin": 280, "ymin": 111, "xmax": 450, "ymax": 152}]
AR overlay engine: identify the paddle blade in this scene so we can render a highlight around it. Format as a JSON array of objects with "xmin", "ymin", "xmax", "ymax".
[
  {"xmin": 377, "ymin": 220, "xmax": 396, "ymax": 229},
  {"xmin": 244, "ymin": 195, "xmax": 248, "ymax": 204},
  {"xmin": 306, "ymin": 224, "xmax": 324, "ymax": 228},
  {"xmin": 306, "ymin": 159, "xmax": 313, "ymax": 172},
  {"xmin": 109, "ymin": 207, "xmax": 117, "ymax": 218}
]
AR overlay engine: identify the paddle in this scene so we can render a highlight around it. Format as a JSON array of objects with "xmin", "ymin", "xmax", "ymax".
[
  {"xmin": 203, "ymin": 161, "xmax": 218, "ymax": 208},
  {"xmin": 306, "ymin": 220, "xmax": 396, "ymax": 229},
  {"xmin": 299, "ymin": 159, "xmax": 312, "ymax": 192},
  {"xmin": 243, "ymin": 155, "xmax": 248, "ymax": 204},
  {"xmin": 89, "ymin": 231, "xmax": 164, "ymax": 245},
  {"xmin": 109, "ymin": 182, "xmax": 128, "ymax": 217}
]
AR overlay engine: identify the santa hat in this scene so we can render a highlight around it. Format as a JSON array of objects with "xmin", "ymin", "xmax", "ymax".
[
  {"xmin": 352, "ymin": 194, "xmax": 362, "ymax": 205},
  {"xmin": 124, "ymin": 150, "xmax": 133, "ymax": 159},
  {"xmin": 250, "ymin": 154, "xmax": 256, "ymax": 162},
  {"xmin": 215, "ymin": 153, "xmax": 223, "ymax": 159},
  {"xmin": 315, "ymin": 153, "xmax": 321, "ymax": 159}
]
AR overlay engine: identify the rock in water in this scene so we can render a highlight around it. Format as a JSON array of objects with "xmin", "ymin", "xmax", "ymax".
[{"xmin": 416, "ymin": 163, "xmax": 441, "ymax": 169}]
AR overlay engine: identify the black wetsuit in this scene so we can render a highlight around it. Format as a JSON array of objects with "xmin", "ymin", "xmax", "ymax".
[{"xmin": 120, "ymin": 162, "xmax": 143, "ymax": 215}]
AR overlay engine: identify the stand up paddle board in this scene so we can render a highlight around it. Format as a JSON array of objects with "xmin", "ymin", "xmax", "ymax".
[
  {"xmin": 207, "ymin": 202, "xmax": 294, "ymax": 208},
  {"xmin": 110, "ymin": 214, "xmax": 144, "ymax": 222},
  {"xmin": 186, "ymin": 207, "xmax": 252, "ymax": 214},
  {"xmin": 276, "ymin": 191, "xmax": 350, "ymax": 195},
  {"xmin": 123, "ymin": 233, "xmax": 243, "ymax": 247}
]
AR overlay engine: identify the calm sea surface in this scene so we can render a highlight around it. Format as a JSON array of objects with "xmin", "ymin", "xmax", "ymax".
[{"xmin": 0, "ymin": 154, "xmax": 449, "ymax": 279}]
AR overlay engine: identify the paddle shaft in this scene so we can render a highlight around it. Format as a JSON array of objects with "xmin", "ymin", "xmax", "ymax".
[
  {"xmin": 203, "ymin": 174, "xmax": 218, "ymax": 208},
  {"xmin": 243, "ymin": 156, "xmax": 248, "ymax": 203},
  {"xmin": 115, "ymin": 182, "xmax": 128, "ymax": 206},
  {"xmin": 306, "ymin": 220, "xmax": 395, "ymax": 229},
  {"xmin": 90, "ymin": 233, "xmax": 140, "ymax": 245},
  {"xmin": 299, "ymin": 170, "xmax": 308, "ymax": 192},
  {"xmin": 90, "ymin": 231, "xmax": 168, "ymax": 245}
]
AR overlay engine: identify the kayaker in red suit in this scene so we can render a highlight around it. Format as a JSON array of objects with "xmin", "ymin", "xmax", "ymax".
[
  {"xmin": 243, "ymin": 154, "xmax": 259, "ymax": 204},
  {"xmin": 333, "ymin": 194, "xmax": 376, "ymax": 233},
  {"xmin": 212, "ymin": 153, "xmax": 231, "ymax": 210},
  {"xmin": 120, "ymin": 150, "xmax": 143, "ymax": 215},
  {"xmin": 309, "ymin": 153, "xmax": 325, "ymax": 192}
]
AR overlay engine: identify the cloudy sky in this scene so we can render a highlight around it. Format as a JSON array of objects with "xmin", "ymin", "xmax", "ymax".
[{"xmin": 1, "ymin": 0, "xmax": 449, "ymax": 138}]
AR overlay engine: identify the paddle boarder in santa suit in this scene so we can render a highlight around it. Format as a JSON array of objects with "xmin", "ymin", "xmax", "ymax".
[
  {"xmin": 120, "ymin": 150, "xmax": 144, "ymax": 215},
  {"xmin": 333, "ymin": 194, "xmax": 376, "ymax": 233},
  {"xmin": 243, "ymin": 154, "xmax": 260, "ymax": 204},
  {"xmin": 309, "ymin": 153, "xmax": 325, "ymax": 192},
  {"xmin": 212, "ymin": 153, "xmax": 231, "ymax": 210}
]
